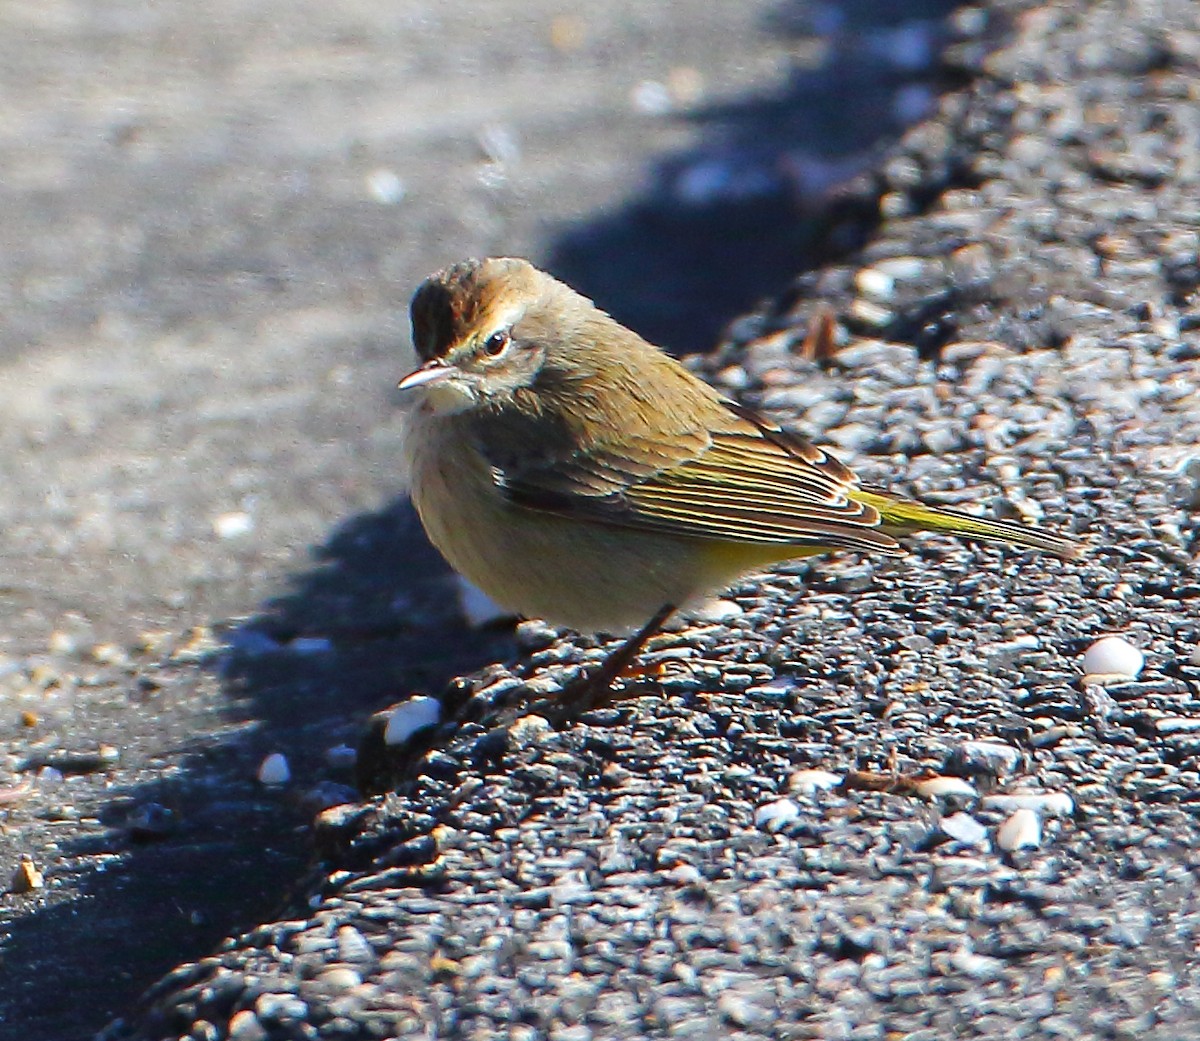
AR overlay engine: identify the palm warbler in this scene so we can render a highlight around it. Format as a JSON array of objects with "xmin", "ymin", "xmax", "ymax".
[{"xmin": 398, "ymin": 258, "xmax": 1081, "ymax": 703}]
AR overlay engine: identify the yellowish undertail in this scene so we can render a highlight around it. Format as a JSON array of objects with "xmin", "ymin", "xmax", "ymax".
[{"xmin": 853, "ymin": 488, "xmax": 1084, "ymax": 559}]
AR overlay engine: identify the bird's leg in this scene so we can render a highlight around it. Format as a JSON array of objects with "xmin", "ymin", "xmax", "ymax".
[{"xmin": 551, "ymin": 602, "xmax": 677, "ymax": 717}]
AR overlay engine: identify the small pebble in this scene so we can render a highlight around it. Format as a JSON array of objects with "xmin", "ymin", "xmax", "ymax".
[
  {"xmin": 688, "ymin": 597, "xmax": 743, "ymax": 622},
  {"xmin": 789, "ymin": 769, "xmax": 842, "ymax": 793},
  {"xmin": 384, "ymin": 696, "xmax": 442, "ymax": 746},
  {"xmin": 255, "ymin": 993, "xmax": 307, "ymax": 1022},
  {"xmin": 1154, "ymin": 717, "xmax": 1200, "ymax": 735},
  {"xmin": 996, "ymin": 808, "xmax": 1043, "ymax": 851},
  {"xmin": 126, "ymin": 802, "xmax": 178, "ymax": 840},
  {"xmin": 365, "ymin": 168, "xmax": 405, "ymax": 205},
  {"xmin": 257, "ymin": 753, "xmax": 291, "ymax": 786},
  {"xmin": 854, "ymin": 267, "xmax": 896, "ymax": 303},
  {"xmin": 914, "ymin": 776, "xmax": 979, "ymax": 802},
  {"xmin": 213, "ymin": 511, "xmax": 254, "ymax": 539},
  {"xmin": 11, "ymin": 856, "xmax": 44, "ymax": 893},
  {"xmin": 947, "ymin": 740, "xmax": 1023, "ymax": 779},
  {"xmin": 949, "ymin": 947, "xmax": 1005, "ymax": 980},
  {"xmin": 1081, "ymin": 635, "xmax": 1144, "ymax": 678},
  {"xmin": 745, "ymin": 679, "xmax": 793, "ymax": 703},
  {"xmin": 631, "ymin": 80, "xmax": 671, "ymax": 115},
  {"xmin": 506, "ymin": 714, "xmax": 553, "ymax": 748},
  {"xmin": 337, "ymin": 925, "xmax": 375, "ymax": 964},
  {"xmin": 982, "ymin": 790, "xmax": 1073, "ymax": 818},
  {"xmin": 940, "ymin": 812, "xmax": 989, "ymax": 847},
  {"xmin": 754, "ymin": 798, "xmax": 800, "ymax": 832},
  {"xmin": 665, "ymin": 863, "xmax": 702, "ymax": 885},
  {"xmin": 227, "ymin": 1010, "xmax": 267, "ymax": 1041},
  {"xmin": 35, "ymin": 766, "xmax": 64, "ymax": 788},
  {"xmin": 314, "ymin": 966, "xmax": 362, "ymax": 991}
]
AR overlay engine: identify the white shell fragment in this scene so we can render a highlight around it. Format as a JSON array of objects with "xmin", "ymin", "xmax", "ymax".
[
  {"xmin": 384, "ymin": 696, "xmax": 442, "ymax": 746},
  {"xmin": 940, "ymin": 812, "xmax": 989, "ymax": 847},
  {"xmin": 982, "ymin": 791, "xmax": 1074, "ymax": 818},
  {"xmin": 1081, "ymin": 636, "xmax": 1144, "ymax": 678},
  {"xmin": 914, "ymin": 776, "xmax": 979, "ymax": 802},
  {"xmin": 754, "ymin": 798, "xmax": 800, "ymax": 832},
  {"xmin": 257, "ymin": 753, "xmax": 291, "ymax": 786},
  {"xmin": 789, "ymin": 769, "xmax": 843, "ymax": 793},
  {"xmin": 996, "ymin": 808, "xmax": 1043, "ymax": 851}
]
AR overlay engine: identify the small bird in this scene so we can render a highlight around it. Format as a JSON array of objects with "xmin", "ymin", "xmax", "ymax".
[{"xmin": 398, "ymin": 257, "xmax": 1081, "ymax": 704}]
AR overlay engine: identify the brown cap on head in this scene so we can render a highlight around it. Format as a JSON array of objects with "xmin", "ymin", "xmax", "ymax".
[{"xmin": 410, "ymin": 257, "xmax": 540, "ymax": 361}]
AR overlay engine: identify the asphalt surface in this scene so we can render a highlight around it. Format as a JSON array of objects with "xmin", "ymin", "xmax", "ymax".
[{"xmin": 0, "ymin": 2, "xmax": 973, "ymax": 1039}]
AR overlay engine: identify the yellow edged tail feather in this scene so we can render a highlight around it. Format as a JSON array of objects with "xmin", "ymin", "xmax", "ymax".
[{"xmin": 852, "ymin": 489, "xmax": 1083, "ymax": 559}]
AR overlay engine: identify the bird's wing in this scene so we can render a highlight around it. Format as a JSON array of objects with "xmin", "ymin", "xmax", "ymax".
[{"xmin": 483, "ymin": 401, "xmax": 903, "ymax": 555}]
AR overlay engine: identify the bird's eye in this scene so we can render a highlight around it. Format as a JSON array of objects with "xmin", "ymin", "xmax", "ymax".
[{"xmin": 482, "ymin": 331, "xmax": 511, "ymax": 357}]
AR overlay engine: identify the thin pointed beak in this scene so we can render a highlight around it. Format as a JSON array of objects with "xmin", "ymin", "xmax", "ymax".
[{"xmin": 397, "ymin": 360, "xmax": 454, "ymax": 392}]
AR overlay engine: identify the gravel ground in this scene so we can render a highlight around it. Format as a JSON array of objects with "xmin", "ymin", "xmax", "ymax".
[{"xmin": 13, "ymin": 0, "xmax": 1200, "ymax": 1038}]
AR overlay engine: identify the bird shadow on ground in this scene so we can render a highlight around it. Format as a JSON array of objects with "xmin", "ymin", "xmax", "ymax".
[
  {"xmin": 0, "ymin": 2, "xmax": 974, "ymax": 1038},
  {"xmin": 549, "ymin": 0, "xmax": 967, "ymax": 355}
]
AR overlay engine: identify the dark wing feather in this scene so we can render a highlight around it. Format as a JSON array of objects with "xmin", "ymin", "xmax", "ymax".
[{"xmin": 483, "ymin": 399, "xmax": 902, "ymax": 556}]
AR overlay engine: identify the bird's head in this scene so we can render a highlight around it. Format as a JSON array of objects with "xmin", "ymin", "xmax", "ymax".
[{"xmin": 399, "ymin": 257, "xmax": 576, "ymax": 415}]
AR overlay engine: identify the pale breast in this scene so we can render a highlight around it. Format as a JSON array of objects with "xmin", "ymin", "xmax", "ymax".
[{"xmin": 402, "ymin": 410, "xmax": 750, "ymax": 633}]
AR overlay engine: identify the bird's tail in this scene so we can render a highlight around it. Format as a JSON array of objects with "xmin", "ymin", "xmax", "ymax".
[{"xmin": 853, "ymin": 488, "xmax": 1084, "ymax": 559}]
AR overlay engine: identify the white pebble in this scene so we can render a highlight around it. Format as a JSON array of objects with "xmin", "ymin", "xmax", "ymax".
[
  {"xmin": 1154, "ymin": 717, "xmax": 1200, "ymax": 735},
  {"xmin": 213, "ymin": 511, "xmax": 254, "ymax": 539},
  {"xmin": 982, "ymin": 790, "xmax": 1074, "ymax": 818},
  {"xmin": 1081, "ymin": 635, "xmax": 1144, "ymax": 678},
  {"xmin": 228, "ymin": 1010, "xmax": 267, "ymax": 1041},
  {"xmin": 631, "ymin": 79, "xmax": 672, "ymax": 115},
  {"xmin": 754, "ymin": 798, "xmax": 800, "ymax": 832},
  {"xmin": 745, "ymin": 679, "xmax": 794, "ymax": 702},
  {"xmin": 940, "ymin": 812, "xmax": 989, "ymax": 847},
  {"xmin": 665, "ymin": 863, "xmax": 702, "ymax": 885},
  {"xmin": 687, "ymin": 597, "xmax": 743, "ymax": 622},
  {"xmin": 996, "ymin": 808, "xmax": 1043, "ymax": 851},
  {"xmin": 789, "ymin": 769, "xmax": 843, "ymax": 793},
  {"xmin": 365, "ymin": 168, "xmax": 405, "ymax": 205},
  {"xmin": 455, "ymin": 575, "xmax": 513, "ymax": 628},
  {"xmin": 914, "ymin": 776, "xmax": 978, "ymax": 802},
  {"xmin": 257, "ymin": 753, "xmax": 290, "ymax": 786},
  {"xmin": 336, "ymin": 924, "xmax": 375, "ymax": 963},
  {"xmin": 953, "ymin": 739, "xmax": 1023, "ymax": 778},
  {"xmin": 506, "ymin": 714, "xmax": 553, "ymax": 748},
  {"xmin": 384, "ymin": 695, "xmax": 442, "ymax": 746},
  {"xmin": 854, "ymin": 267, "xmax": 896, "ymax": 303},
  {"xmin": 949, "ymin": 947, "xmax": 1004, "ymax": 980},
  {"xmin": 36, "ymin": 766, "xmax": 64, "ymax": 788},
  {"xmin": 872, "ymin": 256, "xmax": 928, "ymax": 281},
  {"xmin": 315, "ymin": 966, "xmax": 362, "ymax": 991}
]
